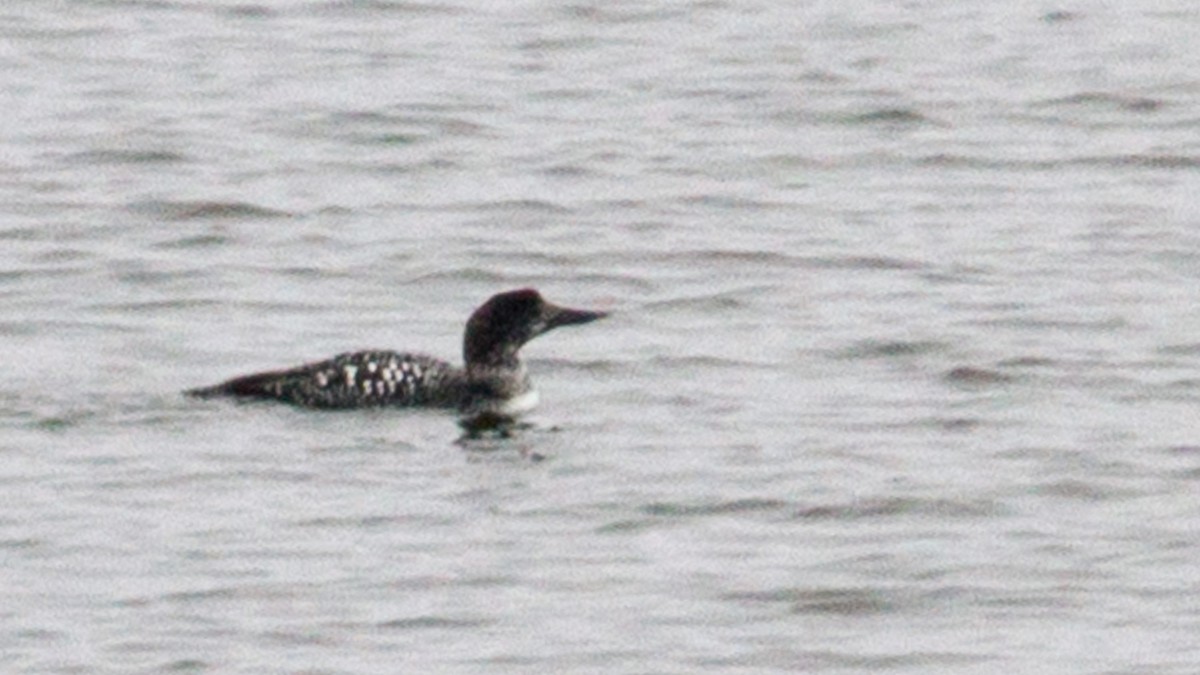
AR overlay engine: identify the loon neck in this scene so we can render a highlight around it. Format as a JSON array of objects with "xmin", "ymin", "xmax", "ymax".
[
  {"xmin": 461, "ymin": 357, "xmax": 532, "ymax": 415},
  {"xmin": 464, "ymin": 342, "xmax": 523, "ymax": 372},
  {"xmin": 466, "ymin": 355, "xmax": 527, "ymax": 386}
]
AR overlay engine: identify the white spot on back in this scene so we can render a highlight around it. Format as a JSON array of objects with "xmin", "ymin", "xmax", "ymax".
[{"xmin": 343, "ymin": 365, "xmax": 358, "ymax": 386}]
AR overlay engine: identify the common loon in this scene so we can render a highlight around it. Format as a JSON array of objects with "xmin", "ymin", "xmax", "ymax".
[{"xmin": 186, "ymin": 288, "xmax": 606, "ymax": 416}]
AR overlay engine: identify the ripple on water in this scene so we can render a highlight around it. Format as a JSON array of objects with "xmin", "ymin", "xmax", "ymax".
[
  {"xmin": 406, "ymin": 268, "xmax": 513, "ymax": 285},
  {"xmin": 61, "ymin": 149, "xmax": 188, "ymax": 166},
  {"xmin": 724, "ymin": 586, "xmax": 899, "ymax": 616},
  {"xmin": 696, "ymin": 649, "xmax": 992, "ymax": 671},
  {"xmin": 639, "ymin": 497, "xmax": 792, "ymax": 517},
  {"xmin": 1076, "ymin": 154, "xmax": 1200, "ymax": 171},
  {"xmin": 377, "ymin": 616, "xmax": 494, "ymax": 630},
  {"xmin": 645, "ymin": 354, "xmax": 775, "ymax": 370},
  {"xmin": 459, "ymin": 198, "xmax": 572, "ymax": 214},
  {"xmin": 301, "ymin": 109, "xmax": 495, "ymax": 146},
  {"xmin": 843, "ymin": 107, "xmax": 937, "ymax": 126},
  {"xmin": 162, "ymin": 659, "xmax": 210, "ymax": 673},
  {"xmin": 127, "ymin": 200, "xmax": 293, "ymax": 221},
  {"xmin": 292, "ymin": 515, "xmax": 408, "ymax": 529},
  {"xmin": 916, "ymin": 153, "xmax": 1200, "ymax": 171},
  {"xmin": 641, "ymin": 287, "xmax": 773, "ymax": 312},
  {"xmin": 1036, "ymin": 92, "xmax": 1166, "ymax": 113},
  {"xmin": 1030, "ymin": 479, "xmax": 1140, "ymax": 501},
  {"xmin": 833, "ymin": 339, "xmax": 951, "ymax": 360},
  {"xmin": 995, "ymin": 356, "xmax": 1058, "ymax": 368},
  {"xmin": 943, "ymin": 366, "xmax": 1017, "ymax": 386},
  {"xmin": 1042, "ymin": 9, "xmax": 1082, "ymax": 22},
  {"xmin": 793, "ymin": 496, "xmax": 1007, "ymax": 520},
  {"xmin": 904, "ymin": 416, "xmax": 988, "ymax": 433},
  {"xmin": 0, "ymin": 538, "xmax": 45, "ymax": 551},
  {"xmin": 306, "ymin": 1, "xmax": 465, "ymax": 17},
  {"xmin": 152, "ymin": 234, "xmax": 234, "ymax": 250},
  {"xmin": 805, "ymin": 254, "xmax": 925, "ymax": 271},
  {"xmin": 595, "ymin": 498, "xmax": 791, "ymax": 534}
]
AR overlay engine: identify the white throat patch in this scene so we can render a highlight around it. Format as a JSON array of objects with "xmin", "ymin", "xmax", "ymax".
[{"xmin": 499, "ymin": 389, "xmax": 540, "ymax": 415}]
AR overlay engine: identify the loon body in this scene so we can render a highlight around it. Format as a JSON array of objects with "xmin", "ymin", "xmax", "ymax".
[{"xmin": 186, "ymin": 288, "xmax": 606, "ymax": 415}]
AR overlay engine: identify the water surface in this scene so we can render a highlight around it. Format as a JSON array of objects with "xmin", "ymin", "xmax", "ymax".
[{"xmin": 3, "ymin": 1, "xmax": 1200, "ymax": 673}]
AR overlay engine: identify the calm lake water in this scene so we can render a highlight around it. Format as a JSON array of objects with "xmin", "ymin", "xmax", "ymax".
[{"xmin": 3, "ymin": 1, "xmax": 1200, "ymax": 673}]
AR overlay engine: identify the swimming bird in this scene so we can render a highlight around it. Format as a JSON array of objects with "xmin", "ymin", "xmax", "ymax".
[{"xmin": 186, "ymin": 288, "xmax": 606, "ymax": 417}]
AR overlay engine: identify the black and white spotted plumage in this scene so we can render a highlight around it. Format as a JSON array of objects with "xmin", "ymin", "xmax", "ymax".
[
  {"xmin": 187, "ymin": 288, "xmax": 606, "ymax": 415},
  {"xmin": 188, "ymin": 351, "xmax": 466, "ymax": 409}
]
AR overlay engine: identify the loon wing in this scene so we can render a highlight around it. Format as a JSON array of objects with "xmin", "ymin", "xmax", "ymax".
[{"xmin": 186, "ymin": 351, "xmax": 463, "ymax": 409}]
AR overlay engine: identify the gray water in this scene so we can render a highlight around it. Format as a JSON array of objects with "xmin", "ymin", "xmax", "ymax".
[{"xmin": 3, "ymin": 1, "xmax": 1200, "ymax": 673}]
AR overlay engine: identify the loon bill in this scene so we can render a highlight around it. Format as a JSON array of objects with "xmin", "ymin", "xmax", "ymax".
[{"xmin": 186, "ymin": 288, "xmax": 607, "ymax": 415}]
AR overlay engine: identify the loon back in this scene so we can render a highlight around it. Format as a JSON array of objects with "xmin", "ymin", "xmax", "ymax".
[
  {"xmin": 186, "ymin": 351, "xmax": 465, "ymax": 409},
  {"xmin": 186, "ymin": 288, "xmax": 606, "ymax": 413}
]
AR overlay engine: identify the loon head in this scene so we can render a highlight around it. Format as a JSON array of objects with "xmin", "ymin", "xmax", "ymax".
[{"xmin": 462, "ymin": 288, "xmax": 606, "ymax": 370}]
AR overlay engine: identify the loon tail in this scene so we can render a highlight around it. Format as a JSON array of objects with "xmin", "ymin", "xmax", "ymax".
[{"xmin": 185, "ymin": 371, "xmax": 287, "ymax": 399}]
